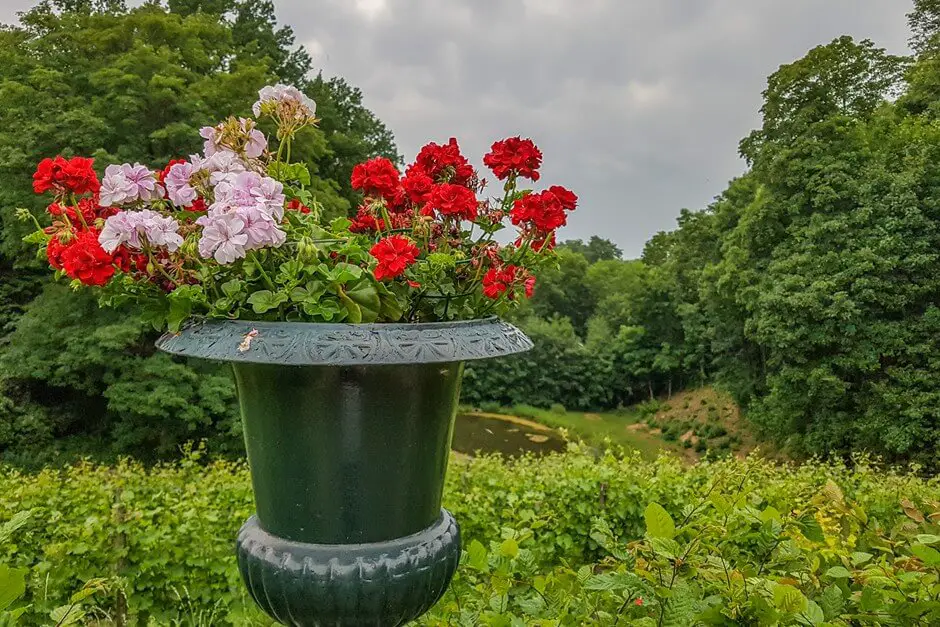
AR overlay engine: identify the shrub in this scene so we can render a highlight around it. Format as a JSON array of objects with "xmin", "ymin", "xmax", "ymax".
[
  {"xmin": 636, "ymin": 399, "xmax": 662, "ymax": 418},
  {"xmin": 1, "ymin": 447, "xmax": 938, "ymax": 624},
  {"xmin": 550, "ymin": 403, "xmax": 567, "ymax": 415},
  {"xmin": 477, "ymin": 401, "xmax": 502, "ymax": 413}
]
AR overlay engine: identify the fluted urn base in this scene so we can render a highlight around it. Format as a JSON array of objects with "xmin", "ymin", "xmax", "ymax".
[{"xmin": 235, "ymin": 510, "xmax": 462, "ymax": 626}]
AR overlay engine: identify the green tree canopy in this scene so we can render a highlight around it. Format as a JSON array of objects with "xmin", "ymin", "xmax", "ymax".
[{"xmin": 0, "ymin": 0, "xmax": 398, "ymax": 461}]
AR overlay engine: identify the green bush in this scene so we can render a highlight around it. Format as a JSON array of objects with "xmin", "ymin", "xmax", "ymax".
[
  {"xmin": 1, "ymin": 447, "xmax": 938, "ymax": 625},
  {"xmin": 550, "ymin": 403, "xmax": 567, "ymax": 415}
]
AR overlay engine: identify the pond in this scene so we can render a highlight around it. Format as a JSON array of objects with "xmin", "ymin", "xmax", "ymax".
[{"xmin": 451, "ymin": 412, "xmax": 567, "ymax": 457}]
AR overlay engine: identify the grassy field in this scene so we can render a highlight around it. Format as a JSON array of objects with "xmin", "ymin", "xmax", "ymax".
[
  {"xmin": 466, "ymin": 387, "xmax": 766, "ymax": 462},
  {"xmin": 467, "ymin": 404, "xmax": 686, "ymax": 460}
]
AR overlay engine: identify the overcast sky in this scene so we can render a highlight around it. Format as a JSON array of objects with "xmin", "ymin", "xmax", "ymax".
[{"xmin": 1, "ymin": 1, "xmax": 913, "ymax": 256}]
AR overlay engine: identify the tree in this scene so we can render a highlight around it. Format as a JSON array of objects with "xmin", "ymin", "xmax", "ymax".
[
  {"xmin": 909, "ymin": 0, "xmax": 940, "ymax": 54},
  {"xmin": 527, "ymin": 249, "xmax": 596, "ymax": 336},
  {"xmin": 561, "ymin": 236, "xmax": 622, "ymax": 263},
  {"xmin": 740, "ymin": 36, "xmax": 906, "ymax": 163},
  {"xmin": 0, "ymin": 0, "xmax": 397, "ymax": 461}
]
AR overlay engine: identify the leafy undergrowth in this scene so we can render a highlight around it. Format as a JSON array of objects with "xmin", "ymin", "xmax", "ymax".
[{"xmin": 1, "ymin": 445, "xmax": 939, "ymax": 625}]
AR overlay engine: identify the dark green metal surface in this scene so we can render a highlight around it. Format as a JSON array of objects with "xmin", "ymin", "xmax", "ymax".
[
  {"xmin": 156, "ymin": 319, "xmax": 532, "ymax": 626},
  {"xmin": 233, "ymin": 361, "xmax": 463, "ymax": 544}
]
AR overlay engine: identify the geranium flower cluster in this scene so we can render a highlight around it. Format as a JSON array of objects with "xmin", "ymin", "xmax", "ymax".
[
  {"xmin": 349, "ymin": 134, "xmax": 576, "ymax": 310},
  {"xmin": 25, "ymin": 83, "xmax": 577, "ymax": 330}
]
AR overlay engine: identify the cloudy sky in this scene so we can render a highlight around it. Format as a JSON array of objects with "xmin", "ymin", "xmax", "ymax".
[{"xmin": 1, "ymin": 1, "xmax": 913, "ymax": 256}]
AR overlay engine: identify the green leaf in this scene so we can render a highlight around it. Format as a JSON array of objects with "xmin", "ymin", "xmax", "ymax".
[
  {"xmin": 644, "ymin": 502, "xmax": 676, "ymax": 539},
  {"xmin": 583, "ymin": 572, "xmax": 642, "ymax": 591},
  {"xmin": 773, "ymin": 584, "xmax": 808, "ymax": 614},
  {"xmin": 824, "ymin": 566, "xmax": 851, "ymax": 579},
  {"xmin": 220, "ymin": 279, "xmax": 245, "ymax": 298},
  {"xmin": 50, "ymin": 603, "xmax": 85, "ymax": 625},
  {"xmin": 269, "ymin": 162, "xmax": 310, "ymax": 185},
  {"xmin": 915, "ymin": 534, "xmax": 940, "ymax": 545},
  {"xmin": 796, "ymin": 517, "xmax": 825, "ymax": 543},
  {"xmin": 0, "ymin": 511, "xmax": 30, "ymax": 545},
  {"xmin": 648, "ymin": 536, "xmax": 683, "ymax": 559},
  {"xmin": 850, "ymin": 551, "xmax": 873, "ymax": 566},
  {"xmin": 0, "ymin": 565, "xmax": 28, "ymax": 612},
  {"xmin": 818, "ymin": 585, "xmax": 844, "ymax": 620},
  {"xmin": 166, "ymin": 286, "xmax": 196, "ymax": 332},
  {"xmin": 246, "ymin": 290, "xmax": 288, "ymax": 314},
  {"xmin": 330, "ymin": 217, "xmax": 352, "ymax": 232},
  {"xmin": 343, "ymin": 281, "xmax": 381, "ymax": 323},
  {"xmin": 323, "ymin": 262, "xmax": 363, "ymax": 284},
  {"xmin": 798, "ymin": 600, "xmax": 825, "ymax": 625},
  {"xmin": 499, "ymin": 538, "xmax": 519, "ymax": 558},
  {"xmin": 466, "ymin": 540, "xmax": 488, "ymax": 571},
  {"xmin": 22, "ymin": 230, "xmax": 48, "ymax": 246},
  {"xmin": 910, "ymin": 543, "xmax": 940, "ymax": 566}
]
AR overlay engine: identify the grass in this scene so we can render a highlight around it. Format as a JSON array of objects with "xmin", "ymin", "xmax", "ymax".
[{"xmin": 464, "ymin": 403, "xmax": 684, "ymax": 460}]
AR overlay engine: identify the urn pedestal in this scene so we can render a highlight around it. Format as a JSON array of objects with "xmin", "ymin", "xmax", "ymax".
[{"xmin": 157, "ymin": 318, "xmax": 532, "ymax": 626}]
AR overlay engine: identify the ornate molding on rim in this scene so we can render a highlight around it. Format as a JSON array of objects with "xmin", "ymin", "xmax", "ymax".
[{"xmin": 155, "ymin": 317, "xmax": 533, "ymax": 365}]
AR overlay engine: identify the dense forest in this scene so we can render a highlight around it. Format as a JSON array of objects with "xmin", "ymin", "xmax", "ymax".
[
  {"xmin": 468, "ymin": 9, "xmax": 940, "ymax": 468},
  {"xmin": 2, "ymin": 0, "xmax": 940, "ymax": 469}
]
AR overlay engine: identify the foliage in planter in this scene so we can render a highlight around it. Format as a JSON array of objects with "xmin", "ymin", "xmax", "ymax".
[
  {"xmin": 22, "ymin": 81, "xmax": 576, "ymax": 330},
  {"xmin": 1, "ymin": 446, "xmax": 938, "ymax": 624}
]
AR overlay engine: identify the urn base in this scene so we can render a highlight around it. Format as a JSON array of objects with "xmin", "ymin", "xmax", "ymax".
[{"xmin": 235, "ymin": 510, "xmax": 461, "ymax": 626}]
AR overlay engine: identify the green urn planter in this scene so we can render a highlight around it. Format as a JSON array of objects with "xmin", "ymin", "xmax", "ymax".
[{"xmin": 157, "ymin": 318, "xmax": 532, "ymax": 626}]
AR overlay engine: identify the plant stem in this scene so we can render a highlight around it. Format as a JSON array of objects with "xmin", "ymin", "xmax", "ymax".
[{"xmin": 249, "ymin": 252, "xmax": 277, "ymax": 291}]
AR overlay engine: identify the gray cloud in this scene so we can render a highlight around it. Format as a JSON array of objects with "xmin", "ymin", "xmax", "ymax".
[{"xmin": 1, "ymin": 0, "xmax": 912, "ymax": 255}]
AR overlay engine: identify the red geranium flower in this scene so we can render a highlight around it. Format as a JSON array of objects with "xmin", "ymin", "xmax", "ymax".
[
  {"xmin": 351, "ymin": 157, "xmax": 401, "ymax": 201},
  {"xmin": 426, "ymin": 183, "xmax": 478, "ymax": 221},
  {"xmin": 286, "ymin": 198, "xmax": 311, "ymax": 214},
  {"xmin": 547, "ymin": 185, "xmax": 578, "ymax": 211},
  {"xmin": 483, "ymin": 137, "xmax": 543, "ymax": 181},
  {"xmin": 482, "ymin": 265, "xmax": 519, "ymax": 299},
  {"xmin": 413, "ymin": 138, "xmax": 475, "ymax": 186},
  {"xmin": 370, "ymin": 235, "xmax": 420, "ymax": 281},
  {"xmin": 402, "ymin": 166, "xmax": 435, "ymax": 205},
  {"xmin": 187, "ymin": 197, "xmax": 208, "ymax": 213},
  {"xmin": 46, "ymin": 234, "xmax": 71, "ymax": 271},
  {"xmin": 524, "ymin": 274, "xmax": 536, "ymax": 298},
  {"xmin": 510, "ymin": 188, "xmax": 576, "ymax": 233},
  {"xmin": 33, "ymin": 156, "xmax": 100, "ymax": 196},
  {"xmin": 59, "ymin": 228, "xmax": 116, "ymax": 286}
]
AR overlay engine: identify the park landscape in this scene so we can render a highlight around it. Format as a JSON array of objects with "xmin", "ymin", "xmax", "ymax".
[{"xmin": 2, "ymin": 0, "xmax": 940, "ymax": 625}]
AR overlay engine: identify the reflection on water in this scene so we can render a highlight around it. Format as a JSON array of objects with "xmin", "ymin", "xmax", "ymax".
[{"xmin": 451, "ymin": 413, "xmax": 566, "ymax": 457}]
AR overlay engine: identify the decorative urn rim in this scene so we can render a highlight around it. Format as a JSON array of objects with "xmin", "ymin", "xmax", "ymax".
[{"xmin": 155, "ymin": 316, "xmax": 533, "ymax": 366}]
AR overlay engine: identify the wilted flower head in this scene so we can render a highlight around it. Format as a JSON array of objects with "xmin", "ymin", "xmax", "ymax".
[
  {"xmin": 201, "ymin": 118, "xmax": 267, "ymax": 159},
  {"xmin": 252, "ymin": 83, "xmax": 317, "ymax": 123}
]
